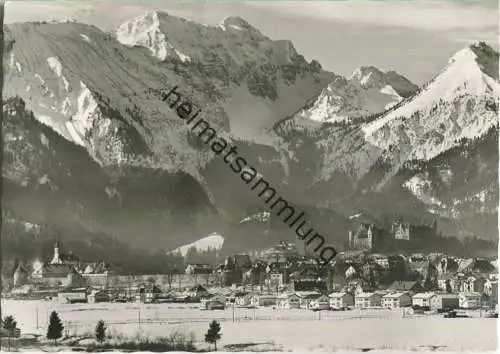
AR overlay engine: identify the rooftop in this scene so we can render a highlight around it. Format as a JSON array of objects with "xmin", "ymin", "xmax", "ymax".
[
  {"xmin": 328, "ymin": 292, "xmax": 350, "ymax": 298},
  {"xmin": 412, "ymin": 292, "xmax": 436, "ymax": 299},
  {"xmin": 355, "ymin": 292, "xmax": 379, "ymax": 298},
  {"xmin": 42, "ymin": 264, "xmax": 73, "ymax": 277},
  {"xmin": 383, "ymin": 292, "xmax": 409, "ymax": 298}
]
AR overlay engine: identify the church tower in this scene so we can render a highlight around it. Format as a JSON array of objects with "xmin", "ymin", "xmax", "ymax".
[{"xmin": 50, "ymin": 242, "xmax": 63, "ymax": 264}]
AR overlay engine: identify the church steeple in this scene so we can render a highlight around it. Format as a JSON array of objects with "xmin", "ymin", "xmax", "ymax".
[{"xmin": 50, "ymin": 242, "xmax": 63, "ymax": 264}]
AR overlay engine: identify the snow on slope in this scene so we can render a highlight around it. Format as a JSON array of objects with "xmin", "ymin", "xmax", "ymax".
[
  {"xmin": 8, "ymin": 53, "xmax": 23, "ymax": 74},
  {"xmin": 403, "ymin": 173, "xmax": 444, "ymax": 209},
  {"xmin": 115, "ymin": 11, "xmax": 190, "ymax": 62},
  {"xmin": 350, "ymin": 66, "xmax": 419, "ymax": 97},
  {"xmin": 239, "ymin": 211, "xmax": 271, "ymax": 224},
  {"xmin": 404, "ymin": 173, "xmax": 497, "ymax": 218},
  {"xmin": 362, "ymin": 43, "xmax": 500, "ymax": 161},
  {"xmin": 295, "ymin": 66, "xmax": 417, "ymax": 124},
  {"xmin": 80, "ymin": 34, "xmax": 91, "ymax": 43},
  {"xmin": 380, "ymin": 85, "xmax": 402, "ymax": 109},
  {"xmin": 115, "ymin": 11, "xmax": 169, "ymax": 60},
  {"xmin": 172, "ymin": 233, "xmax": 224, "ymax": 257},
  {"xmin": 298, "ymin": 71, "xmax": 405, "ymax": 123},
  {"xmin": 47, "ymin": 57, "xmax": 70, "ymax": 92}
]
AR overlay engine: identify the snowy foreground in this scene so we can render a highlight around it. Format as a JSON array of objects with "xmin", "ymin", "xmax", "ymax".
[{"xmin": 1, "ymin": 300, "xmax": 497, "ymax": 352}]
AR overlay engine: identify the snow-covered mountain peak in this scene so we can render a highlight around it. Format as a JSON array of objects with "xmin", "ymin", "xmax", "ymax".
[
  {"xmin": 362, "ymin": 42, "xmax": 499, "ymax": 162},
  {"xmin": 349, "ymin": 66, "xmax": 384, "ymax": 86},
  {"xmin": 115, "ymin": 10, "xmax": 171, "ymax": 60},
  {"xmin": 448, "ymin": 46, "xmax": 476, "ymax": 65},
  {"xmin": 445, "ymin": 45, "xmax": 491, "ymax": 85},
  {"xmin": 349, "ymin": 66, "xmax": 418, "ymax": 98},
  {"xmin": 293, "ymin": 67, "xmax": 416, "ymax": 124}
]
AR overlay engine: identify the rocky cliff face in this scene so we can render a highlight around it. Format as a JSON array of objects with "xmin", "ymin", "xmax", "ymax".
[
  {"xmin": 4, "ymin": 12, "xmax": 332, "ymax": 165},
  {"xmin": 3, "ymin": 97, "xmax": 220, "ymax": 250}
]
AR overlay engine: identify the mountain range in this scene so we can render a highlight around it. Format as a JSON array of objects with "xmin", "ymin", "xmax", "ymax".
[{"xmin": 2, "ymin": 11, "xmax": 498, "ymax": 264}]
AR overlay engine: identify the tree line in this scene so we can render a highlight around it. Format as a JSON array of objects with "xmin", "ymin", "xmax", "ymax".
[{"xmin": 3, "ymin": 312, "xmax": 223, "ymax": 351}]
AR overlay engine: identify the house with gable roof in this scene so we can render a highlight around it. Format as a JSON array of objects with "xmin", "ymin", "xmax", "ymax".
[
  {"xmin": 412, "ymin": 292, "xmax": 436, "ymax": 308},
  {"xmin": 277, "ymin": 292, "xmax": 301, "ymax": 309},
  {"xmin": 382, "ymin": 292, "xmax": 411, "ymax": 308},
  {"xmin": 355, "ymin": 292, "xmax": 383, "ymax": 308}
]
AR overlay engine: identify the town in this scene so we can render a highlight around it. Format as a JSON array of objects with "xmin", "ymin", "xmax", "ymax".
[
  {"xmin": 2, "ymin": 1, "xmax": 498, "ymax": 351},
  {"xmin": 3, "ymin": 221, "xmax": 498, "ymax": 317}
]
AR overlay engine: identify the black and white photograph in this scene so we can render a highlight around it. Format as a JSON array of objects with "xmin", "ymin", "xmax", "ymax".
[{"xmin": 1, "ymin": 0, "xmax": 498, "ymax": 352}]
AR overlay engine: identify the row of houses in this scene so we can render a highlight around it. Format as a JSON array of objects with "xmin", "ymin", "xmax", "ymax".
[
  {"xmin": 10, "ymin": 242, "xmax": 497, "ymax": 294},
  {"xmin": 212, "ymin": 289, "xmax": 490, "ymax": 311}
]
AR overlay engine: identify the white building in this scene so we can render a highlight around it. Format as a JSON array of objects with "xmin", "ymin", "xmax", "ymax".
[
  {"xmin": 458, "ymin": 292, "xmax": 481, "ymax": 309},
  {"xmin": 297, "ymin": 291, "xmax": 322, "ymax": 309},
  {"xmin": 277, "ymin": 293, "xmax": 301, "ymax": 309},
  {"xmin": 235, "ymin": 294, "xmax": 252, "ymax": 307},
  {"xmin": 355, "ymin": 292, "xmax": 382, "ymax": 308},
  {"xmin": 309, "ymin": 295, "xmax": 330, "ymax": 310},
  {"xmin": 382, "ymin": 292, "xmax": 411, "ymax": 309},
  {"xmin": 484, "ymin": 280, "xmax": 498, "ymax": 297},
  {"xmin": 412, "ymin": 292, "xmax": 436, "ymax": 308}
]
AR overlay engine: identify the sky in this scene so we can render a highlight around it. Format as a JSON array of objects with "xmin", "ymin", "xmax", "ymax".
[{"xmin": 4, "ymin": 0, "xmax": 499, "ymax": 84}]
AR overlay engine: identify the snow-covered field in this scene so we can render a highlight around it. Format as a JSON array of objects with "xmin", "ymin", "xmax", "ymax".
[{"xmin": 1, "ymin": 300, "xmax": 497, "ymax": 351}]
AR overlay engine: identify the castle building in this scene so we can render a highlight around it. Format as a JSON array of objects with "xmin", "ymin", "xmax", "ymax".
[
  {"xmin": 391, "ymin": 221, "xmax": 438, "ymax": 241},
  {"xmin": 393, "ymin": 223, "xmax": 410, "ymax": 240},
  {"xmin": 348, "ymin": 224, "xmax": 380, "ymax": 250}
]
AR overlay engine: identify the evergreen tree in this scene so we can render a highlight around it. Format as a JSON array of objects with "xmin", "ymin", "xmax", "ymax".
[
  {"xmin": 204, "ymin": 320, "xmax": 222, "ymax": 351},
  {"xmin": 95, "ymin": 320, "xmax": 106, "ymax": 344},
  {"xmin": 47, "ymin": 311, "xmax": 64, "ymax": 344},
  {"xmin": 185, "ymin": 246, "xmax": 199, "ymax": 264},
  {"xmin": 3, "ymin": 315, "xmax": 18, "ymax": 351}
]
